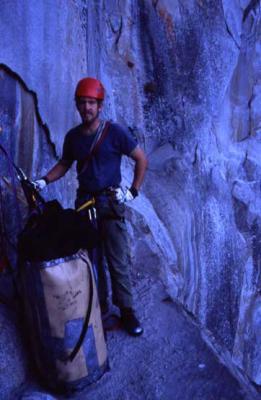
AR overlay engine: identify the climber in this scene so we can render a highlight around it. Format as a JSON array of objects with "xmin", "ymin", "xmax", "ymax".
[{"xmin": 33, "ymin": 77, "xmax": 147, "ymax": 336}]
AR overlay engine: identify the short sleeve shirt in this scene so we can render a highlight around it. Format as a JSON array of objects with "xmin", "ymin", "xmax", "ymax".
[{"xmin": 61, "ymin": 122, "xmax": 137, "ymax": 194}]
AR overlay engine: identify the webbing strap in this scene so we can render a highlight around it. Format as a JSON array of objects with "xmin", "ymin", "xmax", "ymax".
[
  {"xmin": 89, "ymin": 120, "xmax": 106, "ymax": 155},
  {"xmin": 0, "ymin": 143, "xmax": 23, "ymax": 275},
  {"xmin": 78, "ymin": 120, "xmax": 111, "ymax": 177},
  {"xmin": 66, "ymin": 257, "xmax": 94, "ymax": 362},
  {"xmin": 0, "ymin": 143, "xmax": 23, "ymax": 230}
]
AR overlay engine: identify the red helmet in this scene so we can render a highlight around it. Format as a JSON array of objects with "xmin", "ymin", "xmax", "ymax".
[{"xmin": 75, "ymin": 77, "xmax": 105, "ymax": 100}]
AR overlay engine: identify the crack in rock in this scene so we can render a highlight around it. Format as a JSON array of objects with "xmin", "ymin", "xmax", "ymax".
[{"xmin": 0, "ymin": 63, "xmax": 58, "ymax": 160}]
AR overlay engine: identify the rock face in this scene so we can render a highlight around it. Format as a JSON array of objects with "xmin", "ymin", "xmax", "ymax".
[
  {"xmin": 0, "ymin": 0, "xmax": 260, "ymax": 395},
  {"xmin": 0, "ymin": 305, "xmax": 28, "ymax": 400}
]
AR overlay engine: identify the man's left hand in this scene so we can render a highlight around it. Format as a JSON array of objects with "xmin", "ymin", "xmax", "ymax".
[{"xmin": 125, "ymin": 187, "xmax": 138, "ymax": 201}]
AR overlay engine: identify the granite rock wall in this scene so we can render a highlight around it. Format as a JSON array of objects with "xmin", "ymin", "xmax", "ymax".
[{"xmin": 0, "ymin": 0, "xmax": 260, "ymax": 396}]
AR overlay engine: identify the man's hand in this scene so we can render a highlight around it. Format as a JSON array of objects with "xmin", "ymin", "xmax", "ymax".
[
  {"xmin": 31, "ymin": 179, "xmax": 47, "ymax": 191},
  {"xmin": 125, "ymin": 187, "xmax": 138, "ymax": 201},
  {"xmin": 110, "ymin": 187, "xmax": 138, "ymax": 203},
  {"xmin": 112, "ymin": 187, "xmax": 125, "ymax": 203}
]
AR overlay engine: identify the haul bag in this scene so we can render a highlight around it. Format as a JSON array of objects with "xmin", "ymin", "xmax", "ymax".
[{"xmin": 21, "ymin": 250, "xmax": 108, "ymax": 392}]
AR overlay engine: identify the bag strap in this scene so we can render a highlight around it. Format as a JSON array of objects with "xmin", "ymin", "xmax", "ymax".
[
  {"xmin": 0, "ymin": 143, "xmax": 23, "ymax": 230},
  {"xmin": 66, "ymin": 256, "xmax": 94, "ymax": 362},
  {"xmin": 78, "ymin": 120, "xmax": 111, "ymax": 177}
]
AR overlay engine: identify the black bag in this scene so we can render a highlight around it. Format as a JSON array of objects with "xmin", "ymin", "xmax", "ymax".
[{"xmin": 18, "ymin": 200, "xmax": 99, "ymax": 262}]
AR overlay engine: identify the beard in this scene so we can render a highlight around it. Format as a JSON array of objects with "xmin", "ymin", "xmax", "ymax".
[{"xmin": 82, "ymin": 109, "xmax": 99, "ymax": 126}]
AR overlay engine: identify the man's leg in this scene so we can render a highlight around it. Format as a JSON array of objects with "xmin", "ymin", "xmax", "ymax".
[
  {"xmin": 101, "ymin": 212, "xmax": 143, "ymax": 336},
  {"xmin": 102, "ymin": 217, "xmax": 133, "ymax": 308}
]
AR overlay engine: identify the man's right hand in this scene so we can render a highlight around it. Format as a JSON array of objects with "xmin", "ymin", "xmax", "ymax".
[
  {"xmin": 109, "ymin": 186, "xmax": 138, "ymax": 203},
  {"xmin": 110, "ymin": 187, "xmax": 125, "ymax": 203},
  {"xmin": 31, "ymin": 179, "xmax": 47, "ymax": 191}
]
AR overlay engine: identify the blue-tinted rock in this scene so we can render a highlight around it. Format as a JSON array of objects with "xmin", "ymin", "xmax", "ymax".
[
  {"xmin": 0, "ymin": 305, "xmax": 27, "ymax": 400},
  {"xmin": 0, "ymin": 0, "xmax": 260, "ymax": 393}
]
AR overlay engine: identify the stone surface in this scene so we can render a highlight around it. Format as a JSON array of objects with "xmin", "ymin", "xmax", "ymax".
[
  {"xmin": 18, "ymin": 277, "xmax": 257, "ymax": 400},
  {"xmin": 0, "ymin": 305, "xmax": 28, "ymax": 400},
  {"xmin": 0, "ymin": 0, "xmax": 260, "ymax": 396},
  {"xmin": 0, "ymin": 67, "xmax": 77, "ymax": 209},
  {"xmin": 7, "ymin": 271, "xmax": 259, "ymax": 400},
  {"xmin": 20, "ymin": 391, "xmax": 56, "ymax": 400},
  {"xmin": 0, "ymin": 0, "xmax": 87, "ymax": 155}
]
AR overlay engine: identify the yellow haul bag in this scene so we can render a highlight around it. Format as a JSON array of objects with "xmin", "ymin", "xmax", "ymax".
[{"xmin": 22, "ymin": 250, "xmax": 108, "ymax": 392}]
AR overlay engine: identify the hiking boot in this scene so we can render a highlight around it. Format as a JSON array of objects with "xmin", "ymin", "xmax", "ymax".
[{"xmin": 120, "ymin": 307, "xmax": 143, "ymax": 336}]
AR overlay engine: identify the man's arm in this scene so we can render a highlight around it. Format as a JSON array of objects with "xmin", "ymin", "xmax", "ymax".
[
  {"xmin": 44, "ymin": 161, "xmax": 71, "ymax": 183},
  {"xmin": 129, "ymin": 146, "xmax": 148, "ymax": 191},
  {"xmin": 108, "ymin": 146, "xmax": 147, "ymax": 203}
]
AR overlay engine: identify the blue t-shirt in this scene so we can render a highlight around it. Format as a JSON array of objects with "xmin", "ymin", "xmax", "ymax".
[{"xmin": 61, "ymin": 122, "xmax": 137, "ymax": 195}]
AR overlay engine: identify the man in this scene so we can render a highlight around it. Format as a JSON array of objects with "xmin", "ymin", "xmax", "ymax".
[{"xmin": 34, "ymin": 77, "xmax": 147, "ymax": 336}]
